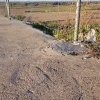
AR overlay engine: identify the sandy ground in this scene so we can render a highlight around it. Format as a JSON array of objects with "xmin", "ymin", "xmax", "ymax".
[
  {"xmin": 0, "ymin": 15, "xmax": 100, "ymax": 100},
  {"xmin": 0, "ymin": 7, "xmax": 100, "ymax": 22}
]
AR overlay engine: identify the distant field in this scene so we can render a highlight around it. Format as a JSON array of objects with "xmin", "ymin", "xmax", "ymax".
[{"xmin": 0, "ymin": 2, "xmax": 100, "ymax": 24}]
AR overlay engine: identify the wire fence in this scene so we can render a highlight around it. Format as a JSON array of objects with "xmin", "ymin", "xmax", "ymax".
[
  {"xmin": 80, "ymin": 1, "xmax": 100, "ymax": 42},
  {"xmin": 0, "ymin": 0, "xmax": 100, "ymax": 42}
]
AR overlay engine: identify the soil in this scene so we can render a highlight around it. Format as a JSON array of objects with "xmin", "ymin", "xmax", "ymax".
[
  {"xmin": 0, "ymin": 7, "xmax": 100, "ymax": 23},
  {"xmin": 0, "ymin": 15, "xmax": 100, "ymax": 100}
]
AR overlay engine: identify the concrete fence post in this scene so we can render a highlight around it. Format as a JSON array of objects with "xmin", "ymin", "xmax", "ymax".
[
  {"xmin": 74, "ymin": 0, "xmax": 81, "ymax": 44},
  {"xmin": 5, "ymin": 0, "xmax": 11, "ymax": 19}
]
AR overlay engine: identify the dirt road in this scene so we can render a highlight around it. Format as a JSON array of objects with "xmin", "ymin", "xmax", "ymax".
[{"xmin": 0, "ymin": 15, "xmax": 100, "ymax": 100}]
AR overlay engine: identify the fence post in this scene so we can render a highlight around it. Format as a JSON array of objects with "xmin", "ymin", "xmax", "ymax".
[
  {"xmin": 5, "ymin": 0, "xmax": 11, "ymax": 19},
  {"xmin": 74, "ymin": 0, "xmax": 81, "ymax": 44}
]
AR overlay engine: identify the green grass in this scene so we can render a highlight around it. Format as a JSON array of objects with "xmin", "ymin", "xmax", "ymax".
[
  {"xmin": 23, "ymin": 5, "xmax": 76, "ymax": 13},
  {"xmin": 33, "ymin": 21, "xmax": 100, "ymax": 43},
  {"xmin": 79, "ymin": 23, "xmax": 100, "ymax": 42},
  {"xmin": 33, "ymin": 22, "xmax": 53, "ymax": 36},
  {"xmin": 33, "ymin": 21, "xmax": 74, "ymax": 41},
  {"xmin": 81, "ymin": 3, "xmax": 100, "ymax": 10},
  {"xmin": 13, "ymin": 15, "xmax": 26, "ymax": 21},
  {"xmin": 8, "ymin": 2, "xmax": 100, "ymax": 12}
]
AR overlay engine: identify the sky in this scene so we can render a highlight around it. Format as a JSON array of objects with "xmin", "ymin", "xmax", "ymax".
[{"xmin": 0, "ymin": 0, "xmax": 100, "ymax": 2}]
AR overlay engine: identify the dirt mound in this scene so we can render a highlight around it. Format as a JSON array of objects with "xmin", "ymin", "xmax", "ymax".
[{"xmin": 0, "ymin": 15, "xmax": 100, "ymax": 100}]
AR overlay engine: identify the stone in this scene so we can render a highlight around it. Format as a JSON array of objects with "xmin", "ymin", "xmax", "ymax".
[{"xmin": 85, "ymin": 28, "xmax": 96, "ymax": 42}]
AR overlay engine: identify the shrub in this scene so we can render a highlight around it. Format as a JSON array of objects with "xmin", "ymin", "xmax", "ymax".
[
  {"xmin": 80, "ymin": 25, "xmax": 90, "ymax": 35},
  {"xmin": 14, "ymin": 15, "xmax": 26, "ymax": 21},
  {"xmin": 33, "ymin": 22, "xmax": 53, "ymax": 36},
  {"xmin": 5, "ymin": 14, "xmax": 8, "ymax": 17},
  {"xmin": 33, "ymin": 21, "xmax": 74, "ymax": 41}
]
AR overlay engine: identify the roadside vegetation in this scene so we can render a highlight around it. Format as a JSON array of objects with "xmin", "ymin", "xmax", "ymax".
[{"xmin": 2, "ymin": 1, "xmax": 100, "ymax": 58}]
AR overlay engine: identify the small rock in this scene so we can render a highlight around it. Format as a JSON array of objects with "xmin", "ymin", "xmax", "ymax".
[
  {"xmin": 82, "ymin": 55, "xmax": 91, "ymax": 60},
  {"xmin": 85, "ymin": 28, "xmax": 96, "ymax": 43},
  {"xmin": 27, "ymin": 90, "xmax": 33, "ymax": 94}
]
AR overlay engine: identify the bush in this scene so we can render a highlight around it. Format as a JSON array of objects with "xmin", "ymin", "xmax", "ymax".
[
  {"xmin": 5, "ymin": 14, "xmax": 8, "ymax": 17},
  {"xmin": 33, "ymin": 21, "xmax": 74, "ymax": 41},
  {"xmin": 33, "ymin": 22, "xmax": 53, "ymax": 36},
  {"xmin": 14, "ymin": 15, "xmax": 26, "ymax": 21},
  {"xmin": 53, "ymin": 29, "xmax": 65, "ymax": 39}
]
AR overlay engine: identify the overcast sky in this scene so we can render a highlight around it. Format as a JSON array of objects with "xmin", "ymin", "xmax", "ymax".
[{"xmin": 0, "ymin": 0, "xmax": 100, "ymax": 2}]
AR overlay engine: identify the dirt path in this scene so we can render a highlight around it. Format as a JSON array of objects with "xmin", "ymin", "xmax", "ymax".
[{"xmin": 0, "ymin": 15, "xmax": 100, "ymax": 100}]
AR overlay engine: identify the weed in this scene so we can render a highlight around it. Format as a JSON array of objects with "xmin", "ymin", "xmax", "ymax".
[
  {"xmin": 5, "ymin": 14, "xmax": 8, "ymax": 17},
  {"xmin": 33, "ymin": 22, "xmax": 53, "ymax": 36},
  {"xmin": 14, "ymin": 15, "xmax": 26, "ymax": 21},
  {"xmin": 33, "ymin": 21, "xmax": 74, "ymax": 41},
  {"xmin": 80, "ymin": 25, "xmax": 90, "ymax": 35}
]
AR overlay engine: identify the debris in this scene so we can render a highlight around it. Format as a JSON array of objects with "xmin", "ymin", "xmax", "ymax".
[
  {"xmin": 52, "ymin": 40, "xmax": 87, "ymax": 54},
  {"xmin": 82, "ymin": 55, "xmax": 91, "ymax": 60}
]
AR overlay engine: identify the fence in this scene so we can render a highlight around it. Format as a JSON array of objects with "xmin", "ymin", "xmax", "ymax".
[{"xmin": 1, "ymin": 0, "xmax": 100, "ymax": 43}]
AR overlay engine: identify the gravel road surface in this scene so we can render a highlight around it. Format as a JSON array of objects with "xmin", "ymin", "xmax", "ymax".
[{"xmin": 0, "ymin": 15, "xmax": 100, "ymax": 100}]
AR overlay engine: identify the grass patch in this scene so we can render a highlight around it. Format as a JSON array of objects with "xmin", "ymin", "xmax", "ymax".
[
  {"xmin": 80, "ymin": 24, "xmax": 100, "ymax": 42},
  {"xmin": 5, "ymin": 14, "xmax": 8, "ymax": 17},
  {"xmin": 33, "ymin": 22, "xmax": 53, "ymax": 36},
  {"xmin": 13, "ymin": 15, "xmax": 26, "ymax": 21},
  {"xmin": 33, "ymin": 21, "xmax": 74, "ymax": 41}
]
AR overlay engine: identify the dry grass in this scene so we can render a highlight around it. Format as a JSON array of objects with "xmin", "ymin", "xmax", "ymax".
[{"xmin": 0, "ymin": 2, "xmax": 100, "ymax": 23}]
